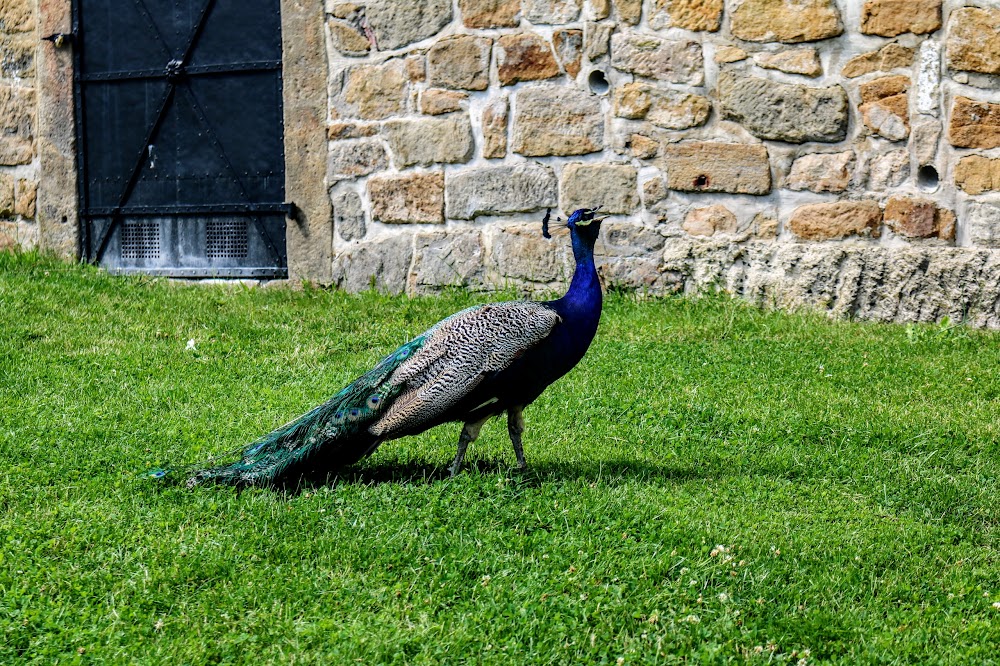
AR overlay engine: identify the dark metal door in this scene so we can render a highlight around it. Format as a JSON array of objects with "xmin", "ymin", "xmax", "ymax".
[{"xmin": 74, "ymin": 0, "xmax": 288, "ymax": 278}]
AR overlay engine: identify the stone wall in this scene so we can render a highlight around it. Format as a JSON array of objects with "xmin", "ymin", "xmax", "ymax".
[
  {"xmin": 324, "ymin": 0, "xmax": 1000, "ymax": 327},
  {"xmin": 0, "ymin": 0, "xmax": 39, "ymax": 250}
]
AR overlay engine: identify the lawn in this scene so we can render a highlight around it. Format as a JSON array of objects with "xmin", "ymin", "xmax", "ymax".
[{"xmin": 2, "ymin": 251, "xmax": 999, "ymax": 664}]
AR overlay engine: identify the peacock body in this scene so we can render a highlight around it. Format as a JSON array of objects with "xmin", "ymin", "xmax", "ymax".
[{"xmin": 162, "ymin": 207, "xmax": 605, "ymax": 487}]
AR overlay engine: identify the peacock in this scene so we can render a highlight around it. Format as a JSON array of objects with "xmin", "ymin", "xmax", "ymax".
[{"xmin": 152, "ymin": 207, "xmax": 605, "ymax": 487}]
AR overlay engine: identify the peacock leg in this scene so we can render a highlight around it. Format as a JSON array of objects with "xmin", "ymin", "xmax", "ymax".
[
  {"xmin": 507, "ymin": 406, "xmax": 527, "ymax": 470},
  {"xmin": 449, "ymin": 417, "xmax": 487, "ymax": 476}
]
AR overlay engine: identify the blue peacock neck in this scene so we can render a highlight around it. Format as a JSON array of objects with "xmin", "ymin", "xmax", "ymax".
[{"xmin": 551, "ymin": 227, "xmax": 603, "ymax": 331}]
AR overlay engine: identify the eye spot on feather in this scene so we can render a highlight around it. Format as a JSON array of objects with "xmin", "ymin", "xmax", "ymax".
[
  {"xmin": 247, "ymin": 442, "xmax": 265, "ymax": 456},
  {"xmin": 332, "ymin": 411, "xmax": 346, "ymax": 424},
  {"xmin": 397, "ymin": 349, "xmax": 411, "ymax": 360},
  {"xmin": 367, "ymin": 394, "xmax": 382, "ymax": 409},
  {"xmin": 347, "ymin": 408, "xmax": 362, "ymax": 421}
]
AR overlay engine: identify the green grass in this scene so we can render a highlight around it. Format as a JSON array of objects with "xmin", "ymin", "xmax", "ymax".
[{"xmin": 2, "ymin": 251, "xmax": 1000, "ymax": 665}]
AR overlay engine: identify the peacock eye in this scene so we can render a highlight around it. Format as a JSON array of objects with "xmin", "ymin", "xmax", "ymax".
[
  {"xmin": 332, "ymin": 411, "xmax": 346, "ymax": 424},
  {"xmin": 347, "ymin": 408, "xmax": 361, "ymax": 421},
  {"xmin": 367, "ymin": 394, "xmax": 381, "ymax": 409},
  {"xmin": 397, "ymin": 349, "xmax": 410, "ymax": 360}
]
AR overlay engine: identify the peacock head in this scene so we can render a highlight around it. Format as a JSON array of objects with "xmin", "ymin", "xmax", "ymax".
[{"xmin": 542, "ymin": 207, "xmax": 606, "ymax": 243}]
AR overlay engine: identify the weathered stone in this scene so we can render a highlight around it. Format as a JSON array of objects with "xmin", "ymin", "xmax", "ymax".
[
  {"xmin": 599, "ymin": 222, "xmax": 670, "ymax": 291},
  {"xmin": 553, "ymin": 29, "xmax": 583, "ymax": 78},
  {"xmin": 718, "ymin": 73, "xmax": 848, "ymax": 143},
  {"xmin": 364, "ymin": 0, "xmax": 452, "ymax": 50},
  {"xmin": 427, "ymin": 35, "xmax": 492, "ymax": 91},
  {"xmin": 331, "ymin": 189, "xmax": 367, "ymax": 241},
  {"xmin": 650, "ymin": 0, "xmax": 723, "ymax": 31},
  {"xmin": 861, "ymin": 0, "xmax": 941, "ymax": 37},
  {"xmin": 590, "ymin": 0, "xmax": 611, "ymax": 20},
  {"xmin": 327, "ymin": 122, "xmax": 379, "ymax": 140},
  {"xmin": 630, "ymin": 134, "xmax": 659, "ymax": 160},
  {"xmin": 842, "ymin": 43, "xmax": 914, "ymax": 78},
  {"xmin": 884, "ymin": 196, "xmax": 953, "ymax": 240},
  {"xmin": 859, "ymin": 77, "xmax": 910, "ymax": 142},
  {"xmin": 612, "ymin": 82, "xmax": 710, "ymax": 130},
  {"xmin": 368, "ymin": 172, "xmax": 444, "ymax": 224},
  {"xmin": 785, "ymin": 151, "xmax": 853, "ymax": 193},
  {"xmin": 0, "ymin": 220, "xmax": 37, "ymax": 251},
  {"xmin": 967, "ymin": 202, "xmax": 1000, "ymax": 248},
  {"xmin": 0, "ymin": 0, "xmax": 34, "ymax": 32},
  {"xmin": 916, "ymin": 41, "xmax": 940, "ymax": 117},
  {"xmin": 327, "ymin": 19, "xmax": 371, "ymax": 56},
  {"xmin": 663, "ymin": 142, "xmax": 771, "ymax": 195},
  {"xmin": 326, "ymin": 139, "xmax": 387, "ymax": 180},
  {"xmin": 512, "ymin": 85, "xmax": 603, "ymax": 156},
  {"xmin": 754, "ymin": 49, "xmax": 821, "ymax": 77},
  {"xmin": 0, "ymin": 34, "xmax": 35, "ymax": 79},
  {"xmin": 561, "ymin": 163, "xmax": 638, "ymax": 215},
  {"xmin": 446, "ymin": 163, "xmax": 557, "ymax": 219},
  {"xmin": 868, "ymin": 149, "xmax": 909, "ymax": 191},
  {"xmin": 683, "ymin": 205, "xmax": 738, "ymax": 237},
  {"xmin": 482, "ymin": 96, "xmax": 508, "ymax": 159},
  {"xmin": 642, "ymin": 175, "xmax": 668, "ymax": 204},
  {"xmin": 947, "ymin": 7, "xmax": 1000, "ymax": 75},
  {"xmin": 421, "ymin": 89, "xmax": 467, "ymax": 115},
  {"xmin": 523, "ymin": 0, "xmax": 581, "ymax": 23},
  {"xmin": 13, "ymin": 179, "xmax": 35, "ymax": 218},
  {"xmin": 341, "ymin": 60, "xmax": 407, "ymax": 120},
  {"xmin": 411, "ymin": 230, "xmax": 485, "ymax": 292},
  {"xmin": 496, "ymin": 33, "xmax": 560, "ymax": 86},
  {"xmin": 949, "ymin": 97, "xmax": 1000, "ymax": 150},
  {"xmin": 584, "ymin": 22, "xmax": 613, "ymax": 60},
  {"xmin": 715, "ymin": 46, "xmax": 747, "ymax": 63},
  {"xmin": 955, "ymin": 155, "xmax": 1000, "ymax": 195},
  {"xmin": 459, "ymin": 0, "xmax": 520, "ymax": 28},
  {"xmin": 912, "ymin": 120, "xmax": 940, "ymax": 165},
  {"xmin": 614, "ymin": 0, "xmax": 641, "ymax": 24},
  {"xmin": 0, "ymin": 85, "xmax": 34, "ymax": 165},
  {"xmin": 610, "ymin": 32, "xmax": 704, "ymax": 85},
  {"xmin": 789, "ymin": 201, "xmax": 881, "ymax": 241},
  {"xmin": 330, "ymin": 3, "xmax": 362, "ymax": 19},
  {"xmin": 381, "ymin": 115, "xmax": 475, "ymax": 167},
  {"xmin": 753, "ymin": 212, "xmax": 779, "ymax": 239},
  {"xmin": 405, "ymin": 55, "xmax": 426, "ymax": 82},
  {"xmin": 488, "ymin": 222, "xmax": 569, "ymax": 285},
  {"xmin": 730, "ymin": 0, "xmax": 842, "ymax": 43},
  {"xmin": 0, "ymin": 174, "xmax": 13, "ymax": 215},
  {"xmin": 332, "ymin": 235, "xmax": 413, "ymax": 295}
]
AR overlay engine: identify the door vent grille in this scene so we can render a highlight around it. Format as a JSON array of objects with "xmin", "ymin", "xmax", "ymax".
[
  {"xmin": 206, "ymin": 220, "xmax": 249, "ymax": 259},
  {"xmin": 120, "ymin": 221, "xmax": 161, "ymax": 259}
]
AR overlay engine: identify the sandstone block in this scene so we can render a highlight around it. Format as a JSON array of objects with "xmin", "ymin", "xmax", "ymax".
[
  {"xmin": 332, "ymin": 235, "xmax": 413, "ymax": 295},
  {"xmin": 754, "ymin": 49, "xmax": 822, "ymax": 77},
  {"xmin": 341, "ymin": 60, "xmax": 407, "ymax": 120},
  {"xmin": 842, "ymin": 43, "xmax": 914, "ymax": 78},
  {"xmin": 553, "ymin": 29, "xmax": 583, "ymax": 78},
  {"xmin": 382, "ymin": 115, "xmax": 475, "ymax": 167},
  {"xmin": 590, "ymin": 0, "xmax": 611, "ymax": 20},
  {"xmin": 512, "ymin": 85, "xmax": 603, "ymax": 156},
  {"xmin": 718, "ymin": 72, "xmax": 848, "ymax": 143},
  {"xmin": 14, "ymin": 179, "xmax": 36, "ymax": 218},
  {"xmin": 949, "ymin": 97, "xmax": 1000, "ymax": 150},
  {"xmin": 946, "ymin": 7, "xmax": 1000, "ymax": 75},
  {"xmin": 488, "ymin": 223, "xmax": 569, "ymax": 285},
  {"xmin": 650, "ymin": 0, "xmax": 723, "ymax": 31},
  {"xmin": 861, "ymin": 0, "xmax": 941, "ymax": 37},
  {"xmin": 859, "ymin": 77, "xmax": 910, "ymax": 142},
  {"xmin": 789, "ymin": 201, "xmax": 881, "ymax": 241},
  {"xmin": 859, "ymin": 75, "xmax": 909, "ymax": 103},
  {"xmin": 663, "ymin": 142, "xmax": 771, "ymax": 195},
  {"xmin": 753, "ymin": 212, "xmax": 779, "ymax": 239},
  {"xmin": 405, "ymin": 55, "xmax": 426, "ymax": 82},
  {"xmin": 630, "ymin": 134, "xmax": 660, "ymax": 160},
  {"xmin": 785, "ymin": 152, "xmax": 853, "ymax": 193},
  {"xmin": 683, "ymin": 205, "xmax": 738, "ymax": 237},
  {"xmin": 331, "ymin": 189, "xmax": 367, "ymax": 241},
  {"xmin": 611, "ymin": 32, "xmax": 704, "ymax": 85},
  {"xmin": 0, "ymin": 220, "xmax": 37, "ymax": 251},
  {"xmin": 0, "ymin": 0, "xmax": 34, "ymax": 32},
  {"xmin": 730, "ymin": 0, "xmax": 842, "ymax": 43},
  {"xmin": 967, "ymin": 202, "xmax": 1000, "ymax": 248},
  {"xmin": 326, "ymin": 139, "xmax": 387, "ymax": 180},
  {"xmin": 482, "ymin": 96, "xmax": 508, "ymax": 159},
  {"xmin": 599, "ymin": 222, "xmax": 670, "ymax": 291},
  {"xmin": 560, "ymin": 163, "xmax": 638, "ymax": 215},
  {"xmin": 955, "ymin": 155, "xmax": 1000, "ymax": 195},
  {"xmin": 447, "ymin": 164, "xmax": 557, "ymax": 220},
  {"xmin": 0, "ymin": 85, "xmax": 33, "ymax": 165},
  {"xmin": 327, "ymin": 18, "xmax": 371, "ymax": 56},
  {"xmin": 327, "ymin": 122, "xmax": 378, "ymax": 140},
  {"xmin": 0, "ymin": 34, "xmax": 35, "ymax": 79},
  {"xmin": 868, "ymin": 150, "xmax": 909, "ymax": 191},
  {"xmin": 912, "ymin": 120, "xmax": 941, "ymax": 165},
  {"xmin": 642, "ymin": 175, "xmax": 668, "ymax": 204},
  {"xmin": 459, "ymin": 0, "xmax": 520, "ymax": 28},
  {"xmin": 364, "ymin": 0, "xmax": 452, "ymax": 50},
  {"xmin": 612, "ymin": 82, "xmax": 710, "ymax": 130},
  {"xmin": 715, "ymin": 46, "xmax": 747, "ymax": 63},
  {"xmin": 411, "ymin": 230, "xmax": 485, "ymax": 292},
  {"xmin": 428, "ymin": 35, "xmax": 492, "ymax": 91},
  {"xmin": 0, "ymin": 174, "xmax": 13, "ymax": 215},
  {"xmin": 421, "ymin": 89, "xmax": 467, "ymax": 115},
  {"xmin": 523, "ymin": 0, "xmax": 581, "ymax": 23},
  {"xmin": 884, "ymin": 196, "xmax": 954, "ymax": 240},
  {"xmin": 496, "ymin": 33, "xmax": 560, "ymax": 86},
  {"xmin": 614, "ymin": 0, "xmax": 641, "ymax": 24},
  {"xmin": 368, "ymin": 172, "xmax": 445, "ymax": 224},
  {"xmin": 584, "ymin": 22, "xmax": 613, "ymax": 60}
]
